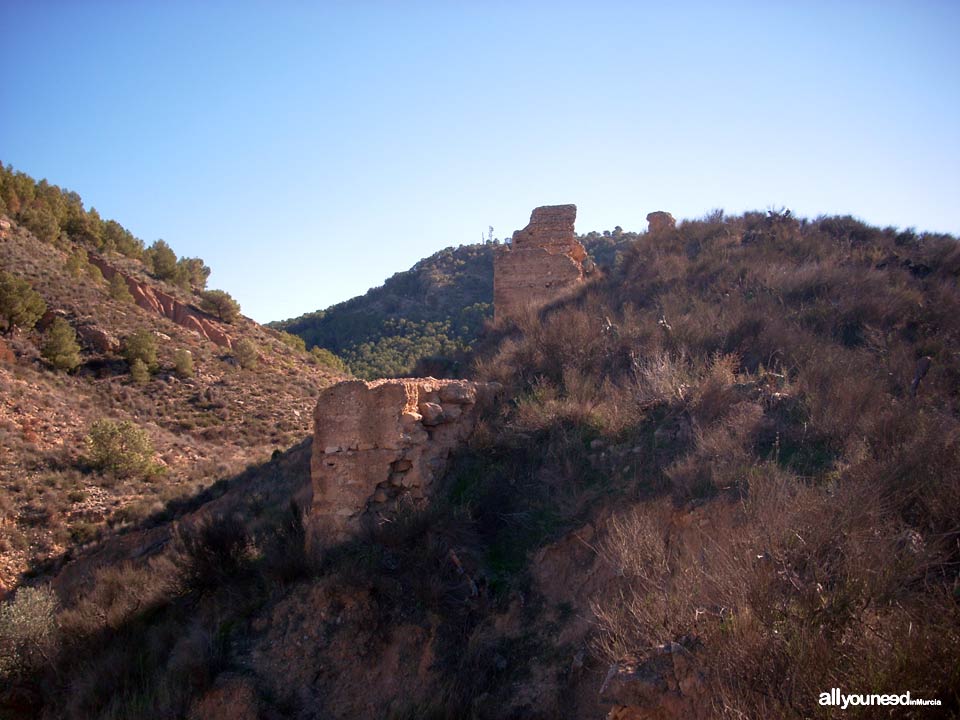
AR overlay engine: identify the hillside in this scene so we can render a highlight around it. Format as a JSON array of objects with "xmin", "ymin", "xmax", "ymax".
[
  {"xmin": 271, "ymin": 232, "xmax": 632, "ymax": 378},
  {"xmin": 0, "ymin": 167, "xmax": 347, "ymax": 593},
  {"xmin": 4, "ymin": 207, "xmax": 957, "ymax": 719}
]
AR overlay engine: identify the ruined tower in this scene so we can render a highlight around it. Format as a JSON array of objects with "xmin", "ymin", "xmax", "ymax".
[{"xmin": 493, "ymin": 204, "xmax": 591, "ymax": 323}]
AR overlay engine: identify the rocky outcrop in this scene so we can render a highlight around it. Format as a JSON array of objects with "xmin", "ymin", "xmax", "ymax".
[
  {"xmin": 87, "ymin": 255, "xmax": 233, "ymax": 348},
  {"xmin": 308, "ymin": 378, "xmax": 498, "ymax": 548},
  {"xmin": 76, "ymin": 323, "xmax": 120, "ymax": 354},
  {"xmin": 646, "ymin": 211, "xmax": 676, "ymax": 234},
  {"xmin": 601, "ymin": 637, "xmax": 707, "ymax": 720},
  {"xmin": 494, "ymin": 204, "xmax": 591, "ymax": 323}
]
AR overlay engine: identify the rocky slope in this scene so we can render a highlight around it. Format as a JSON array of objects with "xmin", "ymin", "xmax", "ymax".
[
  {"xmin": 3, "ymin": 208, "xmax": 959, "ymax": 720},
  {"xmin": 0, "ymin": 216, "xmax": 346, "ymax": 593}
]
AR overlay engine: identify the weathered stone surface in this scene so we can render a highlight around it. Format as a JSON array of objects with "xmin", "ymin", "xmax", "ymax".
[
  {"xmin": 494, "ymin": 204, "xmax": 590, "ymax": 323},
  {"xmin": 87, "ymin": 254, "xmax": 234, "ymax": 348},
  {"xmin": 36, "ymin": 308, "xmax": 69, "ymax": 332},
  {"xmin": 76, "ymin": 324, "xmax": 121, "ymax": 353},
  {"xmin": 601, "ymin": 637, "xmax": 706, "ymax": 720},
  {"xmin": 646, "ymin": 211, "xmax": 676, "ymax": 234},
  {"xmin": 308, "ymin": 378, "xmax": 499, "ymax": 548}
]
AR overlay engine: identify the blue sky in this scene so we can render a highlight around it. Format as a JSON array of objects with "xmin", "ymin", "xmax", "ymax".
[{"xmin": 2, "ymin": 1, "xmax": 958, "ymax": 323}]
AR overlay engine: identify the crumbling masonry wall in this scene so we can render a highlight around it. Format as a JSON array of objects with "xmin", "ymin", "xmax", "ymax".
[
  {"xmin": 493, "ymin": 204, "xmax": 591, "ymax": 324},
  {"xmin": 308, "ymin": 378, "xmax": 498, "ymax": 548}
]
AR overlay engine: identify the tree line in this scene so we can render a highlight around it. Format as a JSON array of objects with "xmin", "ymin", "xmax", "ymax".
[{"xmin": 1, "ymin": 162, "xmax": 242, "ymax": 319}]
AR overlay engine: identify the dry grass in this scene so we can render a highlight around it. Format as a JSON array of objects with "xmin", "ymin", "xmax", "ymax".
[
  {"xmin": 469, "ymin": 209, "xmax": 960, "ymax": 717},
  {"xmin": 2, "ymin": 208, "xmax": 958, "ymax": 718}
]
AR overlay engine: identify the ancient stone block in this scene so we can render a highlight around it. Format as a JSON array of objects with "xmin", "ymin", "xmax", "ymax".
[
  {"xmin": 493, "ymin": 204, "xmax": 590, "ymax": 324},
  {"xmin": 308, "ymin": 378, "xmax": 499, "ymax": 548}
]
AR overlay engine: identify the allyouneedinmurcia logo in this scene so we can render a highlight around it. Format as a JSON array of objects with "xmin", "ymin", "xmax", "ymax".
[{"xmin": 819, "ymin": 689, "xmax": 942, "ymax": 709}]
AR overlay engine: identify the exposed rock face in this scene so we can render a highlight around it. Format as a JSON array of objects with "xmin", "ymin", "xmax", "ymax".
[
  {"xmin": 601, "ymin": 637, "xmax": 706, "ymax": 720},
  {"xmin": 494, "ymin": 204, "xmax": 590, "ymax": 323},
  {"xmin": 87, "ymin": 255, "xmax": 234, "ymax": 348},
  {"xmin": 308, "ymin": 378, "xmax": 498, "ymax": 547},
  {"xmin": 76, "ymin": 323, "xmax": 120, "ymax": 354},
  {"xmin": 646, "ymin": 211, "xmax": 676, "ymax": 234}
]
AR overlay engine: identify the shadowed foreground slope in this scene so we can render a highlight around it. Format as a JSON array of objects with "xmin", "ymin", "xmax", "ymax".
[{"xmin": 2, "ymin": 210, "xmax": 959, "ymax": 719}]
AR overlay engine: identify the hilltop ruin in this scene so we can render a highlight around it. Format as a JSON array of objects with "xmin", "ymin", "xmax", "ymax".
[{"xmin": 493, "ymin": 204, "xmax": 592, "ymax": 323}]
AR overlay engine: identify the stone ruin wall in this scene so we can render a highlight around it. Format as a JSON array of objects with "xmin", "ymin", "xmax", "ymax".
[
  {"xmin": 306, "ymin": 203, "xmax": 686, "ymax": 550},
  {"xmin": 308, "ymin": 378, "xmax": 499, "ymax": 548},
  {"xmin": 493, "ymin": 204, "xmax": 592, "ymax": 324}
]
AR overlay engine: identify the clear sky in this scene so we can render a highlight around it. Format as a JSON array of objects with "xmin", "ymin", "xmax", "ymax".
[{"xmin": 2, "ymin": 1, "xmax": 958, "ymax": 323}]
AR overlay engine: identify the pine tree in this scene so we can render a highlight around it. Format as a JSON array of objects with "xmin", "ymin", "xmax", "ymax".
[
  {"xmin": 123, "ymin": 329, "xmax": 157, "ymax": 369},
  {"xmin": 129, "ymin": 358, "xmax": 150, "ymax": 384},
  {"xmin": 65, "ymin": 248, "xmax": 88, "ymax": 277},
  {"xmin": 42, "ymin": 317, "xmax": 81, "ymax": 372},
  {"xmin": 147, "ymin": 240, "xmax": 177, "ymax": 281},
  {"xmin": 200, "ymin": 290, "xmax": 241, "ymax": 323},
  {"xmin": 0, "ymin": 271, "xmax": 46, "ymax": 335},
  {"xmin": 109, "ymin": 274, "xmax": 134, "ymax": 303}
]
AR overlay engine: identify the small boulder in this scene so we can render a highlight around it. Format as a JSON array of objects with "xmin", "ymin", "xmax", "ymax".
[
  {"xmin": 77, "ymin": 324, "xmax": 121, "ymax": 354},
  {"xmin": 439, "ymin": 382, "xmax": 476, "ymax": 404},
  {"xmin": 418, "ymin": 401, "xmax": 445, "ymax": 426}
]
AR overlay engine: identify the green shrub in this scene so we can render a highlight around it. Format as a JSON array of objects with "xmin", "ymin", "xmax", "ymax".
[
  {"xmin": 146, "ymin": 239, "xmax": 177, "ymax": 281},
  {"xmin": 123, "ymin": 328, "xmax": 157, "ymax": 369},
  {"xmin": 86, "ymin": 263, "xmax": 104, "ymax": 284},
  {"xmin": 42, "ymin": 317, "xmax": 81, "ymax": 372},
  {"xmin": 174, "ymin": 348, "xmax": 194, "ymax": 377},
  {"xmin": 84, "ymin": 419, "xmax": 155, "ymax": 479},
  {"xmin": 173, "ymin": 257, "xmax": 210, "ymax": 291},
  {"xmin": 279, "ymin": 331, "xmax": 306, "ymax": 352},
  {"xmin": 0, "ymin": 270, "xmax": 46, "ymax": 335},
  {"xmin": 233, "ymin": 338, "xmax": 258, "ymax": 369},
  {"xmin": 18, "ymin": 205, "xmax": 59, "ymax": 243},
  {"xmin": 310, "ymin": 346, "xmax": 347, "ymax": 373},
  {"xmin": 0, "ymin": 585, "xmax": 59, "ymax": 679},
  {"xmin": 130, "ymin": 357, "xmax": 150, "ymax": 384},
  {"xmin": 176, "ymin": 514, "xmax": 253, "ymax": 591},
  {"xmin": 109, "ymin": 273, "xmax": 134, "ymax": 303},
  {"xmin": 200, "ymin": 289, "xmax": 241, "ymax": 323},
  {"xmin": 65, "ymin": 248, "xmax": 89, "ymax": 277}
]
